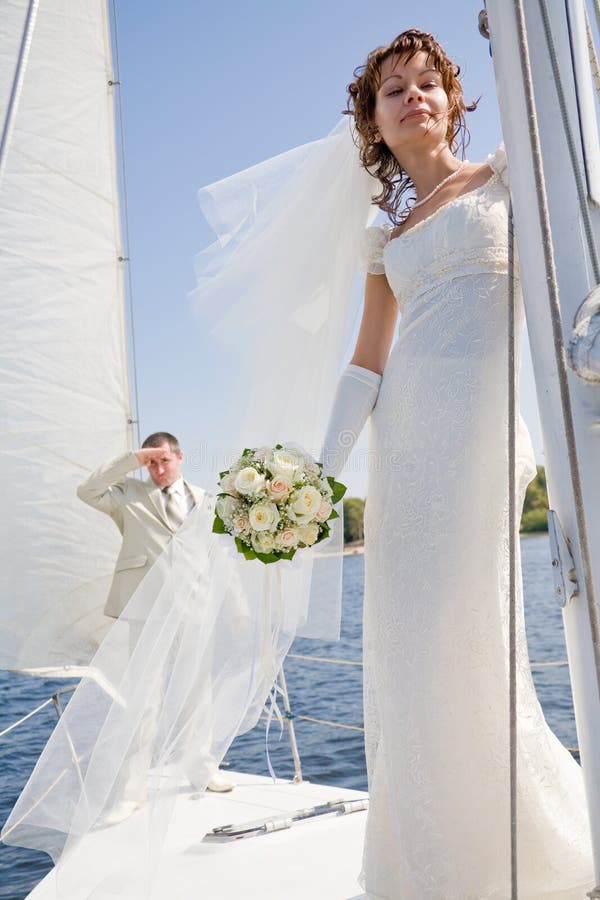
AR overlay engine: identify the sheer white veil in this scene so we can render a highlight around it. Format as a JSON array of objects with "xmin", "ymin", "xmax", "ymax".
[{"xmin": 1, "ymin": 118, "xmax": 376, "ymax": 897}]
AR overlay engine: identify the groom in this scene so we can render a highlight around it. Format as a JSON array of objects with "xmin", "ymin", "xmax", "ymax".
[
  {"xmin": 77, "ymin": 431, "xmax": 234, "ymax": 796},
  {"xmin": 78, "ymin": 431, "xmax": 204, "ymax": 619}
]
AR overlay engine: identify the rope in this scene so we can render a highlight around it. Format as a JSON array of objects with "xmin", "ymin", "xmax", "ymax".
[
  {"xmin": 508, "ymin": 203, "xmax": 518, "ymax": 899},
  {"xmin": 110, "ymin": 0, "xmax": 141, "ymax": 448},
  {"xmin": 264, "ymin": 715, "xmax": 581, "ymax": 748},
  {"xmin": 288, "ymin": 653, "xmax": 363, "ymax": 667},
  {"xmin": 296, "ymin": 715, "xmax": 364, "ymax": 733},
  {"xmin": 277, "ymin": 665, "xmax": 303, "ymax": 782},
  {"xmin": 585, "ymin": 6, "xmax": 600, "ymax": 101},
  {"xmin": 594, "ymin": 1, "xmax": 600, "ymax": 63}
]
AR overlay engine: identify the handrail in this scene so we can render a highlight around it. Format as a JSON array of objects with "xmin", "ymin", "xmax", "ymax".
[
  {"xmin": 2, "ymin": 658, "xmax": 579, "ymax": 759},
  {"xmin": 0, "ymin": 686, "xmax": 77, "ymax": 740},
  {"xmin": 288, "ymin": 652, "xmax": 569, "ymax": 669}
]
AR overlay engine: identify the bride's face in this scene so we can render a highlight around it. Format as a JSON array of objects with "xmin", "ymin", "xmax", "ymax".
[{"xmin": 374, "ymin": 51, "xmax": 449, "ymax": 154}]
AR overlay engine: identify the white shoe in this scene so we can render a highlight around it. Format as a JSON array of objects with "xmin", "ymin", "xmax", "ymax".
[
  {"xmin": 206, "ymin": 771, "xmax": 235, "ymax": 793},
  {"xmin": 96, "ymin": 799, "xmax": 141, "ymax": 828}
]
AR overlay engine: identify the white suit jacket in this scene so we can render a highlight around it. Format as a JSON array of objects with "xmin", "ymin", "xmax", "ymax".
[{"xmin": 77, "ymin": 451, "xmax": 206, "ymax": 618}]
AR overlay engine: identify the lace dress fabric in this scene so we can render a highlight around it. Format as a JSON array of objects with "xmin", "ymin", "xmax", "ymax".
[{"xmin": 361, "ymin": 148, "xmax": 594, "ymax": 899}]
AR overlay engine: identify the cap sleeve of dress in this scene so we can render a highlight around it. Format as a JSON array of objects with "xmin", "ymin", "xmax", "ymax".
[
  {"xmin": 486, "ymin": 143, "xmax": 509, "ymax": 189},
  {"xmin": 360, "ymin": 225, "xmax": 391, "ymax": 276}
]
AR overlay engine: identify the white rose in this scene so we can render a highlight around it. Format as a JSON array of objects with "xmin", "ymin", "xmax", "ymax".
[
  {"xmin": 298, "ymin": 523, "xmax": 320, "ymax": 546},
  {"xmin": 268, "ymin": 448, "xmax": 302, "ymax": 482},
  {"xmin": 234, "ymin": 466, "xmax": 266, "ymax": 496},
  {"xmin": 248, "ymin": 501, "xmax": 280, "ymax": 532},
  {"xmin": 219, "ymin": 472, "xmax": 240, "ymax": 497},
  {"xmin": 320, "ymin": 477, "xmax": 333, "ymax": 499},
  {"xmin": 216, "ymin": 495, "xmax": 237, "ymax": 522},
  {"xmin": 252, "ymin": 531, "xmax": 276, "ymax": 553},
  {"xmin": 291, "ymin": 485, "xmax": 322, "ymax": 518}
]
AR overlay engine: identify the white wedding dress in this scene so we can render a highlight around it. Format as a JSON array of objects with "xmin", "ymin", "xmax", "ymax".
[{"xmin": 360, "ymin": 147, "xmax": 594, "ymax": 899}]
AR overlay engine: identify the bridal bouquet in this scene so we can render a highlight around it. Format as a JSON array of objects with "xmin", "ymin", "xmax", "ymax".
[{"xmin": 212, "ymin": 445, "xmax": 346, "ymax": 563}]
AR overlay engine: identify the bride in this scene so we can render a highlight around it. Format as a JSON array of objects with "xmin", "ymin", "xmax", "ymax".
[
  {"xmin": 320, "ymin": 27, "xmax": 594, "ymax": 899},
  {"xmin": 2, "ymin": 24, "xmax": 595, "ymax": 900}
]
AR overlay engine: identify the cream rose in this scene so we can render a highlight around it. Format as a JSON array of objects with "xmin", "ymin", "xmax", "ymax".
[
  {"xmin": 276, "ymin": 527, "xmax": 300, "ymax": 549},
  {"xmin": 267, "ymin": 478, "xmax": 292, "ymax": 503},
  {"xmin": 234, "ymin": 466, "xmax": 266, "ymax": 496},
  {"xmin": 291, "ymin": 485, "xmax": 322, "ymax": 518},
  {"xmin": 314, "ymin": 499, "xmax": 333, "ymax": 522},
  {"xmin": 300, "ymin": 456, "xmax": 320, "ymax": 479},
  {"xmin": 252, "ymin": 531, "xmax": 276, "ymax": 553},
  {"xmin": 248, "ymin": 501, "xmax": 279, "ymax": 532},
  {"xmin": 232, "ymin": 513, "xmax": 250, "ymax": 534},
  {"xmin": 216, "ymin": 495, "xmax": 237, "ymax": 522},
  {"xmin": 298, "ymin": 522, "xmax": 320, "ymax": 546}
]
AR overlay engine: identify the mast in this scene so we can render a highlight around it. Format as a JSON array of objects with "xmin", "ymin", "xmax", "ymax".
[
  {"xmin": 486, "ymin": 0, "xmax": 600, "ymax": 887},
  {"xmin": 0, "ymin": 0, "xmax": 134, "ymax": 672}
]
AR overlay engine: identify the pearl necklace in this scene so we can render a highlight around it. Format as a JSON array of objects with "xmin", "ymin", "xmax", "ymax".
[{"xmin": 412, "ymin": 161, "xmax": 468, "ymax": 210}]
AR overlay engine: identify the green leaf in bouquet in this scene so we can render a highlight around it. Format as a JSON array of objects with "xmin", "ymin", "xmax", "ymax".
[
  {"xmin": 327, "ymin": 477, "xmax": 347, "ymax": 505},
  {"xmin": 315, "ymin": 522, "xmax": 330, "ymax": 545},
  {"xmin": 212, "ymin": 515, "xmax": 228, "ymax": 534},
  {"xmin": 255, "ymin": 551, "xmax": 280, "ymax": 564},
  {"xmin": 274, "ymin": 443, "xmax": 283, "ymax": 450},
  {"xmin": 235, "ymin": 536, "xmax": 256, "ymax": 560},
  {"xmin": 328, "ymin": 508, "xmax": 340, "ymax": 520},
  {"xmin": 219, "ymin": 470, "xmax": 230, "ymax": 479},
  {"xmin": 278, "ymin": 548, "xmax": 297, "ymax": 561}
]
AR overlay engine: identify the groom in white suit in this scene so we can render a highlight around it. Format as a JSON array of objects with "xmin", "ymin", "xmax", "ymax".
[
  {"xmin": 78, "ymin": 431, "xmax": 204, "ymax": 620},
  {"xmin": 78, "ymin": 431, "xmax": 234, "ymax": 799}
]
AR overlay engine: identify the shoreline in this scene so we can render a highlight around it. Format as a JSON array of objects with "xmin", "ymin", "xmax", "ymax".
[
  {"xmin": 342, "ymin": 531, "xmax": 548, "ymax": 556},
  {"xmin": 343, "ymin": 542, "xmax": 365, "ymax": 556}
]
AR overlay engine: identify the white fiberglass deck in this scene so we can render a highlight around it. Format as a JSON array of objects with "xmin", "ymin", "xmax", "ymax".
[{"xmin": 28, "ymin": 772, "xmax": 369, "ymax": 899}]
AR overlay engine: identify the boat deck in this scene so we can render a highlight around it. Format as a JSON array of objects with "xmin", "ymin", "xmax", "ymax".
[{"xmin": 28, "ymin": 772, "xmax": 368, "ymax": 899}]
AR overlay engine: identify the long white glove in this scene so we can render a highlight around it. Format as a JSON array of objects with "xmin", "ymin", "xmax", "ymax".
[{"xmin": 321, "ymin": 364, "xmax": 382, "ymax": 478}]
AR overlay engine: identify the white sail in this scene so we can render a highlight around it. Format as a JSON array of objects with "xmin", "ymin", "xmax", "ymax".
[
  {"xmin": 487, "ymin": 0, "xmax": 600, "ymax": 886},
  {"xmin": 0, "ymin": 0, "xmax": 133, "ymax": 671}
]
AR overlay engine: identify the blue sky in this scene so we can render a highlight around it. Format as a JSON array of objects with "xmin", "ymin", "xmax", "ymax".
[{"xmin": 113, "ymin": 0, "xmax": 542, "ymax": 496}]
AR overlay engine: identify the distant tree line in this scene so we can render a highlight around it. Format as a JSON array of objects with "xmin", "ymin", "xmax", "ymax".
[
  {"xmin": 343, "ymin": 497, "xmax": 366, "ymax": 544},
  {"xmin": 343, "ymin": 465, "xmax": 549, "ymax": 543},
  {"xmin": 520, "ymin": 465, "xmax": 549, "ymax": 533}
]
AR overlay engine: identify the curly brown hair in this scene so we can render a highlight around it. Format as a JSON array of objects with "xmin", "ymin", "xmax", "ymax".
[{"xmin": 346, "ymin": 29, "xmax": 477, "ymax": 224}]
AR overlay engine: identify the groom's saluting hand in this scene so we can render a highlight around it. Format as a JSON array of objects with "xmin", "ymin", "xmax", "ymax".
[{"xmin": 134, "ymin": 443, "xmax": 183, "ymax": 490}]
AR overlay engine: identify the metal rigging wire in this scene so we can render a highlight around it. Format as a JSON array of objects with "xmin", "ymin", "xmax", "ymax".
[{"xmin": 109, "ymin": 0, "xmax": 141, "ymax": 449}]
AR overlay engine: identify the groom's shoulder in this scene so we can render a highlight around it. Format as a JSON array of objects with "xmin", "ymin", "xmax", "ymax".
[{"xmin": 185, "ymin": 480, "xmax": 212, "ymax": 505}]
